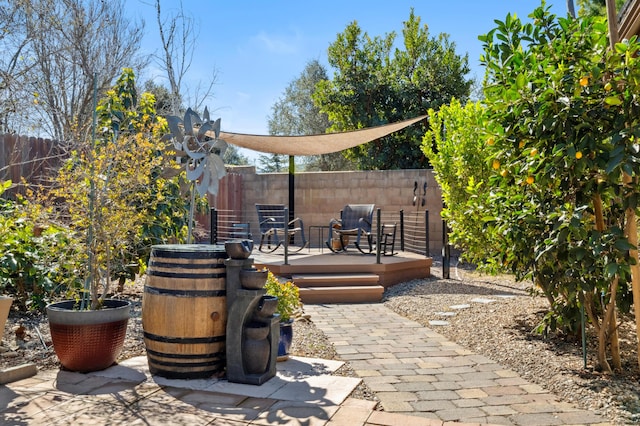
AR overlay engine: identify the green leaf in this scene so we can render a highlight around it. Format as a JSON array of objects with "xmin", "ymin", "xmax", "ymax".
[
  {"xmin": 615, "ymin": 42, "xmax": 628, "ymax": 54},
  {"xmin": 615, "ymin": 238, "xmax": 634, "ymax": 251},
  {"xmin": 605, "ymin": 96, "xmax": 623, "ymax": 106},
  {"xmin": 605, "ymin": 262, "xmax": 618, "ymax": 278},
  {"xmin": 572, "ymin": 246, "xmax": 587, "ymax": 260}
]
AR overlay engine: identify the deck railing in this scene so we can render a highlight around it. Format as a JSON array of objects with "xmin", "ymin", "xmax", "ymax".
[{"xmin": 209, "ymin": 207, "xmax": 431, "ymax": 261}]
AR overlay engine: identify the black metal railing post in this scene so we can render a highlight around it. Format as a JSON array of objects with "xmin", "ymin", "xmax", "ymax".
[
  {"xmin": 376, "ymin": 208, "xmax": 382, "ymax": 264},
  {"xmin": 424, "ymin": 210, "xmax": 429, "ymax": 257},
  {"xmin": 399, "ymin": 209, "xmax": 404, "ymax": 252},
  {"xmin": 210, "ymin": 207, "xmax": 218, "ymax": 245},
  {"xmin": 442, "ymin": 219, "xmax": 450, "ymax": 279},
  {"xmin": 283, "ymin": 207, "xmax": 289, "ymax": 265}
]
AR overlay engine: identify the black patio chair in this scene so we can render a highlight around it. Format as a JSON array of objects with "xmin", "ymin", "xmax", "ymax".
[
  {"xmin": 326, "ymin": 204, "xmax": 375, "ymax": 254},
  {"xmin": 255, "ymin": 204, "xmax": 307, "ymax": 253}
]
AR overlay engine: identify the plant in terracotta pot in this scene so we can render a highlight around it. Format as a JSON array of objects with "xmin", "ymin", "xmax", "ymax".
[
  {"xmin": 31, "ymin": 69, "xmax": 183, "ymax": 372},
  {"xmin": 263, "ymin": 270, "xmax": 302, "ymax": 360}
]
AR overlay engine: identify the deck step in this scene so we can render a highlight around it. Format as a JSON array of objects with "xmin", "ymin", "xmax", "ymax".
[
  {"xmin": 297, "ymin": 285, "xmax": 384, "ymax": 304},
  {"xmin": 292, "ymin": 273, "xmax": 379, "ymax": 288}
]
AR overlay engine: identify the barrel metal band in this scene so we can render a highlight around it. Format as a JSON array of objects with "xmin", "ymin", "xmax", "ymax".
[
  {"xmin": 144, "ymin": 286, "xmax": 226, "ymax": 297},
  {"xmin": 146, "ymin": 269, "xmax": 226, "ymax": 279},
  {"xmin": 149, "ymin": 260, "xmax": 226, "ymax": 270},
  {"xmin": 151, "ymin": 250, "xmax": 226, "ymax": 260},
  {"xmin": 146, "ymin": 348, "xmax": 225, "ymax": 360},
  {"xmin": 149, "ymin": 358, "xmax": 224, "ymax": 368},
  {"xmin": 144, "ymin": 331, "xmax": 226, "ymax": 344}
]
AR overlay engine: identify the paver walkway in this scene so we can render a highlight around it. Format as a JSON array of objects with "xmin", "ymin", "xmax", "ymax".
[{"xmin": 306, "ymin": 303, "xmax": 610, "ymax": 426}]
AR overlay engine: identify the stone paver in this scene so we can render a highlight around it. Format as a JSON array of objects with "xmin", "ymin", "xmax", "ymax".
[
  {"xmin": 305, "ymin": 303, "xmax": 611, "ymax": 426},
  {"xmin": 0, "ymin": 301, "xmax": 614, "ymax": 426}
]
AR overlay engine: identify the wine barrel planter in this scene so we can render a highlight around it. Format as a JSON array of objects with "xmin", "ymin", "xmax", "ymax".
[{"xmin": 142, "ymin": 244, "xmax": 227, "ymax": 379}]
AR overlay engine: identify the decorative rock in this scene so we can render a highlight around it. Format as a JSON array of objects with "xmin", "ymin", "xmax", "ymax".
[
  {"xmin": 428, "ymin": 320, "xmax": 450, "ymax": 326},
  {"xmin": 435, "ymin": 311, "xmax": 456, "ymax": 317},
  {"xmin": 470, "ymin": 298, "xmax": 496, "ymax": 304},
  {"xmin": 449, "ymin": 304, "xmax": 471, "ymax": 310}
]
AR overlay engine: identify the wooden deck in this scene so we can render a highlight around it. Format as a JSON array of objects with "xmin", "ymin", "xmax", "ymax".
[{"xmin": 250, "ymin": 248, "xmax": 432, "ymax": 304}]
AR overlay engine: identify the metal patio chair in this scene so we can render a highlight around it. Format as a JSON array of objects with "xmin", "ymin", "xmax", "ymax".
[
  {"xmin": 326, "ymin": 204, "xmax": 375, "ymax": 254},
  {"xmin": 255, "ymin": 204, "xmax": 307, "ymax": 253}
]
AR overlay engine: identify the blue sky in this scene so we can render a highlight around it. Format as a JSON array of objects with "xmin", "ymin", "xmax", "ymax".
[{"xmin": 125, "ymin": 1, "xmax": 568, "ymax": 160}]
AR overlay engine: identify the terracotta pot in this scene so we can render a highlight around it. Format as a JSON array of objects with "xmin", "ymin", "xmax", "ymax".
[{"xmin": 46, "ymin": 299, "xmax": 130, "ymax": 372}]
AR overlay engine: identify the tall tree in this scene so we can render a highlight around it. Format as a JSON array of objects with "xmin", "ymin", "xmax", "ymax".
[
  {"xmin": 314, "ymin": 9, "xmax": 471, "ymax": 170},
  {"xmin": 143, "ymin": 80, "xmax": 174, "ymax": 118},
  {"xmin": 1, "ymin": 0, "xmax": 146, "ymax": 144},
  {"xmin": 266, "ymin": 60, "xmax": 353, "ymax": 171},
  {"xmin": 257, "ymin": 154, "xmax": 286, "ymax": 173},
  {"xmin": 465, "ymin": 5, "xmax": 640, "ymax": 372},
  {"xmin": 223, "ymin": 145, "xmax": 250, "ymax": 166}
]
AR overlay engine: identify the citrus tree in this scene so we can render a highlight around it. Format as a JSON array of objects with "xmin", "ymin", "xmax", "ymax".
[
  {"xmin": 478, "ymin": 6, "xmax": 640, "ymax": 372},
  {"xmin": 425, "ymin": 5, "xmax": 640, "ymax": 373}
]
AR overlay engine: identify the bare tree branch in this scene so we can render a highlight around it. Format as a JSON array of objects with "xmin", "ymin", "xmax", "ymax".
[
  {"xmin": 1, "ymin": 0, "xmax": 147, "ymax": 146},
  {"xmin": 153, "ymin": 0, "xmax": 217, "ymax": 114}
]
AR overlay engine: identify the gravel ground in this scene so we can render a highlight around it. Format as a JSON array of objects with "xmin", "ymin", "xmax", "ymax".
[{"xmin": 1, "ymin": 262, "xmax": 640, "ymax": 425}]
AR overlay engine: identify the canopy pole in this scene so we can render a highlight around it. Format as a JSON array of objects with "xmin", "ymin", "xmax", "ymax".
[{"xmin": 289, "ymin": 155, "xmax": 295, "ymax": 223}]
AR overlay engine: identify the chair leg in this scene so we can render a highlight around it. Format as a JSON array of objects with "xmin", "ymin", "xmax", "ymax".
[
  {"xmin": 326, "ymin": 240, "xmax": 337, "ymax": 252},
  {"xmin": 258, "ymin": 234, "xmax": 281, "ymax": 253},
  {"xmin": 354, "ymin": 234, "xmax": 374, "ymax": 255},
  {"xmin": 326, "ymin": 230, "xmax": 344, "ymax": 253}
]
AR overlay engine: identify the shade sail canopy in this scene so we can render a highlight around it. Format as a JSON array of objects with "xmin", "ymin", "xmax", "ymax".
[{"xmin": 209, "ymin": 114, "xmax": 427, "ymax": 156}]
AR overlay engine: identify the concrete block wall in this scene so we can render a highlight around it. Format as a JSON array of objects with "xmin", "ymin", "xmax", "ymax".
[{"xmin": 230, "ymin": 168, "xmax": 443, "ymax": 253}]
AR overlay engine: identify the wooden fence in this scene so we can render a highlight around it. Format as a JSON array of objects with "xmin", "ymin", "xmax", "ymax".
[{"xmin": 0, "ymin": 133, "xmax": 64, "ymax": 197}]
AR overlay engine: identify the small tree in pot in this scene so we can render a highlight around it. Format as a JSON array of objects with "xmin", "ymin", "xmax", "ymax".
[{"xmin": 32, "ymin": 69, "xmax": 187, "ymax": 372}]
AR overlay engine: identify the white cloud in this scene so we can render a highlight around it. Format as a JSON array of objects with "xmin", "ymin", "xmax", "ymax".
[{"xmin": 251, "ymin": 29, "xmax": 301, "ymax": 55}]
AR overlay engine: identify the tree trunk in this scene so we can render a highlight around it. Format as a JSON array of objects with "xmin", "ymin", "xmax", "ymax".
[
  {"xmin": 593, "ymin": 193, "xmax": 621, "ymax": 372},
  {"xmin": 598, "ymin": 276, "xmax": 619, "ymax": 373},
  {"xmin": 606, "ymin": 0, "xmax": 640, "ymax": 368}
]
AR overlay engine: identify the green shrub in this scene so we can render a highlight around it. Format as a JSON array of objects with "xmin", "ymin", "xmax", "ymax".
[
  {"xmin": 0, "ymin": 181, "xmax": 77, "ymax": 311},
  {"xmin": 264, "ymin": 270, "xmax": 302, "ymax": 322}
]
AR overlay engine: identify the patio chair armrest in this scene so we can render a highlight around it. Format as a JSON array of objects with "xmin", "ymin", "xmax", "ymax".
[
  {"xmin": 259, "ymin": 217, "xmax": 276, "ymax": 227},
  {"xmin": 288, "ymin": 217, "xmax": 305, "ymax": 228}
]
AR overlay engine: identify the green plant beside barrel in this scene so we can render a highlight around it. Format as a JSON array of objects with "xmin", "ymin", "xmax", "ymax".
[
  {"xmin": 263, "ymin": 271, "xmax": 302, "ymax": 322},
  {"xmin": 264, "ymin": 270, "xmax": 302, "ymax": 360}
]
